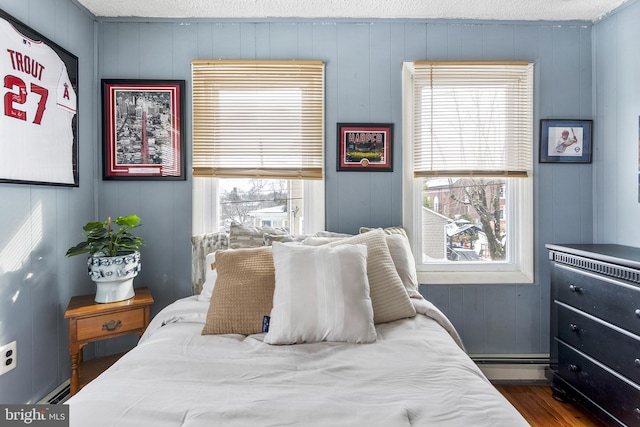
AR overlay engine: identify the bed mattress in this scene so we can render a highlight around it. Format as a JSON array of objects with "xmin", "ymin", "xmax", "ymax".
[{"xmin": 67, "ymin": 296, "xmax": 528, "ymax": 427}]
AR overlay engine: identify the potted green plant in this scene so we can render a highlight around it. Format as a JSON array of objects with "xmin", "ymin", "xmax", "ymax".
[{"xmin": 66, "ymin": 214, "xmax": 145, "ymax": 303}]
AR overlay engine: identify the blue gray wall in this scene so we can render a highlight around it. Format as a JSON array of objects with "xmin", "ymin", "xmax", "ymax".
[
  {"xmin": 592, "ymin": 0, "xmax": 640, "ymax": 246},
  {"xmin": 0, "ymin": 0, "xmax": 96, "ymax": 403},
  {"xmin": 7, "ymin": 0, "xmax": 636, "ymax": 403},
  {"xmin": 94, "ymin": 19, "xmax": 594, "ymax": 357}
]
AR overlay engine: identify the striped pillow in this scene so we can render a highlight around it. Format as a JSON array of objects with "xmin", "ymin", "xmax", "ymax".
[
  {"xmin": 264, "ymin": 242, "xmax": 376, "ymax": 345},
  {"xmin": 229, "ymin": 221, "xmax": 288, "ymax": 249}
]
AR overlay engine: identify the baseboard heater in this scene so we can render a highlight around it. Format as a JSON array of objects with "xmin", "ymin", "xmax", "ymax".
[
  {"xmin": 472, "ymin": 355, "xmax": 550, "ymax": 365},
  {"xmin": 471, "ymin": 355, "xmax": 550, "ymax": 382},
  {"xmin": 37, "ymin": 379, "xmax": 71, "ymax": 405}
]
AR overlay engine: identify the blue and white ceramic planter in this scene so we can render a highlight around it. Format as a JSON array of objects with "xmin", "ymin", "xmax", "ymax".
[{"xmin": 87, "ymin": 251, "xmax": 141, "ymax": 303}]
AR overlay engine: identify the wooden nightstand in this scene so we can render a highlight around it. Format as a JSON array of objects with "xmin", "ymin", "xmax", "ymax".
[{"xmin": 64, "ymin": 287, "xmax": 154, "ymax": 396}]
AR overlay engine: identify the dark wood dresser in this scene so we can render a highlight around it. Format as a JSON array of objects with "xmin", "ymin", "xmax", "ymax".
[{"xmin": 546, "ymin": 244, "xmax": 640, "ymax": 427}]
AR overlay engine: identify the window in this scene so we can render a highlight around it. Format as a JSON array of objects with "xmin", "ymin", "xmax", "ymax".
[
  {"xmin": 192, "ymin": 60, "xmax": 325, "ymax": 234},
  {"xmin": 402, "ymin": 62, "xmax": 534, "ymax": 284}
]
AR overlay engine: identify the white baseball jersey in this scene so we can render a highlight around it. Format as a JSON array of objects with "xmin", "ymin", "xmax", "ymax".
[{"xmin": 0, "ymin": 17, "xmax": 77, "ymax": 184}]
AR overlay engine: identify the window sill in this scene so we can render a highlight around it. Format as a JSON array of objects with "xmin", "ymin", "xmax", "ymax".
[{"xmin": 417, "ymin": 270, "xmax": 534, "ymax": 285}]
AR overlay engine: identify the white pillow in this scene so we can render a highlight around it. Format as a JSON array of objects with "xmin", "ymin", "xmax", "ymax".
[
  {"xmin": 264, "ymin": 242, "xmax": 376, "ymax": 345},
  {"xmin": 197, "ymin": 252, "xmax": 217, "ymax": 302},
  {"xmin": 311, "ymin": 229, "xmax": 416, "ymax": 324},
  {"xmin": 384, "ymin": 234, "xmax": 421, "ymax": 299}
]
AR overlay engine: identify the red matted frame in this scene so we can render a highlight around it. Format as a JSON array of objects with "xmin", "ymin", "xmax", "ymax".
[
  {"xmin": 337, "ymin": 123, "xmax": 393, "ymax": 171},
  {"xmin": 102, "ymin": 79, "xmax": 185, "ymax": 180}
]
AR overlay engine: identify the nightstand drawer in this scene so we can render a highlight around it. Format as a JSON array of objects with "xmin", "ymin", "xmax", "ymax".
[
  {"xmin": 557, "ymin": 302, "xmax": 640, "ymax": 385},
  {"xmin": 557, "ymin": 341, "xmax": 640, "ymax": 427},
  {"xmin": 553, "ymin": 263, "xmax": 640, "ymax": 335},
  {"xmin": 76, "ymin": 308, "xmax": 146, "ymax": 341}
]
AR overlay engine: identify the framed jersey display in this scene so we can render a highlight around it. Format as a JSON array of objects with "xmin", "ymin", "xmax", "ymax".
[
  {"xmin": 101, "ymin": 79, "xmax": 185, "ymax": 180},
  {"xmin": 0, "ymin": 9, "xmax": 79, "ymax": 187}
]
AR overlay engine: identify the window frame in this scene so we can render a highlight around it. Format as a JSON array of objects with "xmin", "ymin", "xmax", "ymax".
[
  {"xmin": 401, "ymin": 62, "xmax": 534, "ymax": 285},
  {"xmin": 192, "ymin": 177, "xmax": 324, "ymax": 235},
  {"xmin": 191, "ymin": 60, "xmax": 325, "ymax": 236}
]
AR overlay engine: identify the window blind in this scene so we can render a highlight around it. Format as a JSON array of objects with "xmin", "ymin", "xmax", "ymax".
[
  {"xmin": 192, "ymin": 60, "xmax": 325, "ymax": 180},
  {"xmin": 410, "ymin": 61, "xmax": 533, "ymax": 178}
]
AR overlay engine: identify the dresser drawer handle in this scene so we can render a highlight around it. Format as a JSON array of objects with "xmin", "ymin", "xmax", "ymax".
[
  {"xmin": 570, "ymin": 323, "xmax": 579, "ymax": 332},
  {"xmin": 568, "ymin": 364, "xmax": 581, "ymax": 373},
  {"xmin": 636, "ymin": 309, "xmax": 640, "ymax": 319},
  {"xmin": 102, "ymin": 320, "xmax": 122, "ymax": 331},
  {"xmin": 569, "ymin": 285, "xmax": 581, "ymax": 293},
  {"xmin": 634, "ymin": 407, "xmax": 640, "ymax": 418},
  {"xmin": 635, "ymin": 359, "xmax": 640, "ymax": 368}
]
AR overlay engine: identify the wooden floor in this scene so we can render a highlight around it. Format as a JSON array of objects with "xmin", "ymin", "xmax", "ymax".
[{"xmin": 494, "ymin": 383, "xmax": 607, "ymax": 427}]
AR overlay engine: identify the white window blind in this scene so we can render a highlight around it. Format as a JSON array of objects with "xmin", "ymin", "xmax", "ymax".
[
  {"xmin": 410, "ymin": 61, "xmax": 533, "ymax": 178},
  {"xmin": 192, "ymin": 60, "xmax": 325, "ymax": 180}
]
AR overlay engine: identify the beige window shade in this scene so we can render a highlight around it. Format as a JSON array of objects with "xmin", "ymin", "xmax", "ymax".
[
  {"xmin": 411, "ymin": 61, "xmax": 533, "ymax": 178},
  {"xmin": 192, "ymin": 60, "xmax": 325, "ymax": 180}
]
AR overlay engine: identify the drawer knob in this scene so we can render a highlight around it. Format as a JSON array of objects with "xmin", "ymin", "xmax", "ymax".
[
  {"xmin": 635, "ymin": 407, "xmax": 640, "ymax": 418},
  {"xmin": 635, "ymin": 359, "xmax": 640, "ymax": 368},
  {"xmin": 636, "ymin": 309, "xmax": 640, "ymax": 319},
  {"xmin": 569, "ymin": 284, "xmax": 581, "ymax": 293},
  {"xmin": 568, "ymin": 364, "xmax": 581, "ymax": 373},
  {"xmin": 102, "ymin": 320, "xmax": 122, "ymax": 332},
  {"xmin": 570, "ymin": 323, "xmax": 579, "ymax": 332}
]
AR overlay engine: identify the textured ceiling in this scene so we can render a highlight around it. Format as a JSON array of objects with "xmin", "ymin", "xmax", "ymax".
[{"xmin": 76, "ymin": 0, "xmax": 629, "ymax": 21}]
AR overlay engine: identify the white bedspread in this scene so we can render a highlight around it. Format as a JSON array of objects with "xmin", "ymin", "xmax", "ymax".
[{"xmin": 67, "ymin": 297, "xmax": 528, "ymax": 427}]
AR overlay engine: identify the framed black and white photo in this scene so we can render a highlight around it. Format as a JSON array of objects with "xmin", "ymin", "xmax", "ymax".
[
  {"xmin": 0, "ymin": 8, "xmax": 79, "ymax": 187},
  {"xmin": 102, "ymin": 79, "xmax": 185, "ymax": 180},
  {"xmin": 540, "ymin": 119, "xmax": 592, "ymax": 163}
]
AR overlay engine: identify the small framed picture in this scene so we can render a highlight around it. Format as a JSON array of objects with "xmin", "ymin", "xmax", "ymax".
[
  {"xmin": 540, "ymin": 119, "xmax": 592, "ymax": 163},
  {"xmin": 102, "ymin": 79, "xmax": 186, "ymax": 180},
  {"xmin": 337, "ymin": 123, "xmax": 393, "ymax": 171}
]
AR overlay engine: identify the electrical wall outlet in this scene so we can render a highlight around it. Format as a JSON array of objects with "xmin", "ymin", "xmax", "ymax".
[{"xmin": 0, "ymin": 341, "xmax": 17, "ymax": 376}]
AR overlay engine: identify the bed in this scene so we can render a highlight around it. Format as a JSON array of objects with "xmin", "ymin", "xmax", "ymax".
[{"xmin": 67, "ymin": 227, "xmax": 528, "ymax": 427}]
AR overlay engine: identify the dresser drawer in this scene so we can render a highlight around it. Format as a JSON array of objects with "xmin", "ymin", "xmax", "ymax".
[
  {"xmin": 76, "ymin": 308, "xmax": 146, "ymax": 341},
  {"xmin": 553, "ymin": 263, "xmax": 640, "ymax": 335},
  {"xmin": 557, "ymin": 340, "xmax": 640, "ymax": 426},
  {"xmin": 557, "ymin": 302, "xmax": 640, "ymax": 385}
]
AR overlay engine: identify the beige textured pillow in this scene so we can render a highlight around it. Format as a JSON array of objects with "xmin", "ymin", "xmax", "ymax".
[
  {"xmin": 359, "ymin": 225, "xmax": 408, "ymax": 237},
  {"xmin": 323, "ymin": 229, "xmax": 416, "ymax": 324},
  {"xmin": 202, "ymin": 246, "xmax": 275, "ymax": 335},
  {"xmin": 360, "ymin": 227, "xmax": 421, "ymax": 299}
]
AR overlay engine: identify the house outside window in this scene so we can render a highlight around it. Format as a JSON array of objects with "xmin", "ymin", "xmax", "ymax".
[{"xmin": 402, "ymin": 61, "xmax": 534, "ymax": 284}]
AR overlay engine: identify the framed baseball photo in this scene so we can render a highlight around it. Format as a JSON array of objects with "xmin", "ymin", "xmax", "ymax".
[
  {"xmin": 0, "ymin": 8, "xmax": 79, "ymax": 187},
  {"xmin": 540, "ymin": 119, "xmax": 592, "ymax": 163},
  {"xmin": 337, "ymin": 123, "xmax": 393, "ymax": 171},
  {"xmin": 102, "ymin": 79, "xmax": 185, "ymax": 180}
]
